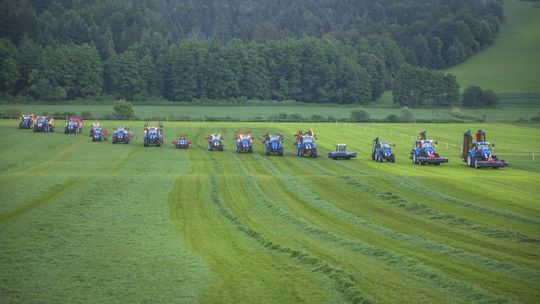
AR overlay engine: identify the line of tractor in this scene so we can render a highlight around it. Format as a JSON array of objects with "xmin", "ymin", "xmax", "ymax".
[{"xmin": 18, "ymin": 115, "xmax": 508, "ymax": 169}]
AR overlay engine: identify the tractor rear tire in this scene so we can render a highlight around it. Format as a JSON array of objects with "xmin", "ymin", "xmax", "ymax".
[
  {"xmin": 378, "ymin": 154, "xmax": 383, "ymax": 162},
  {"xmin": 412, "ymin": 154, "xmax": 418, "ymax": 164},
  {"xmin": 474, "ymin": 158, "xmax": 480, "ymax": 169},
  {"xmin": 467, "ymin": 155, "xmax": 473, "ymax": 167}
]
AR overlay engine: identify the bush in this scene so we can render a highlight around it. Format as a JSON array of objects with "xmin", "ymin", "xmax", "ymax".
[
  {"xmin": 462, "ymin": 85, "xmax": 499, "ymax": 107},
  {"xmin": 385, "ymin": 114, "xmax": 400, "ymax": 122},
  {"xmin": 531, "ymin": 112, "xmax": 540, "ymax": 123},
  {"xmin": 350, "ymin": 108, "xmax": 370, "ymax": 122},
  {"xmin": 112, "ymin": 99, "xmax": 135, "ymax": 119},
  {"xmin": 400, "ymin": 106, "xmax": 415, "ymax": 122},
  {"xmin": 288, "ymin": 113, "xmax": 303, "ymax": 120}
]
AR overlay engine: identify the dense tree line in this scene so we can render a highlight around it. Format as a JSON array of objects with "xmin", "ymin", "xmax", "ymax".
[{"xmin": 0, "ymin": 0, "xmax": 504, "ymax": 104}]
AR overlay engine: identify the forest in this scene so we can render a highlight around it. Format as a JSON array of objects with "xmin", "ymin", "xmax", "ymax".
[{"xmin": 0, "ymin": 0, "xmax": 504, "ymax": 105}]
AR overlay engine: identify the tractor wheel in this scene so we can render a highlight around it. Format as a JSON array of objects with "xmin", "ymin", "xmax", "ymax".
[
  {"xmin": 412, "ymin": 154, "xmax": 418, "ymax": 164},
  {"xmin": 434, "ymin": 163, "xmax": 440, "ymax": 166},
  {"xmin": 474, "ymin": 158, "xmax": 481, "ymax": 169},
  {"xmin": 467, "ymin": 155, "xmax": 473, "ymax": 167},
  {"xmin": 378, "ymin": 154, "xmax": 383, "ymax": 162},
  {"xmin": 390, "ymin": 155, "xmax": 395, "ymax": 163},
  {"xmin": 266, "ymin": 149, "xmax": 270, "ymax": 156}
]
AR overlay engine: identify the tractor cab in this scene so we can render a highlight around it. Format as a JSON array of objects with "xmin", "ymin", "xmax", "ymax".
[
  {"xmin": 269, "ymin": 134, "xmax": 282, "ymax": 142},
  {"xmin": 336, "ymin": 144, "xmax": 347, "ymax": 153},
  {"xmin": 302, "ymin": 136, "xmax": 314, "ymax": 143}
]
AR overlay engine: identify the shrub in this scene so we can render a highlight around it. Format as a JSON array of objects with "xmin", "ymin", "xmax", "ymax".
[
  {"xmin": 400, "ymin": 106, "xmax": 416, "ymax": 122},
  {"xmin": 531, "ymin": 112, "xmax": 540, "ymax": 123},
  {"xmin": 112, "ymin": 99, "xmax": 135, "ymax": 119},
  {"xmin": 350, "ymin": 108, "xmax": 370, "ymax": 122},
  {"xmin": 385, "ymin": 114, "xmax": 400, "ymax": 122},
  {"xmin": 462, "ymin": 85, "xmax": 499, "ymax": 107}
]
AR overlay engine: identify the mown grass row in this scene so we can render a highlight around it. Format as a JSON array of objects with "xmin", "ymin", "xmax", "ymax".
[{"xmin": 1, "ymin": 121, "xmax": 539, "ymax": 303}]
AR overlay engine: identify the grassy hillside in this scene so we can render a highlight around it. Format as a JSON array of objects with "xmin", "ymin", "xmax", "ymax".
[
  {"xmin": 447, "ymin": 0, "xmax": 540, "ymax": 94},
  {"xmin": 1, "ymin": 121, "xmax": 539, "ymax": 303}
]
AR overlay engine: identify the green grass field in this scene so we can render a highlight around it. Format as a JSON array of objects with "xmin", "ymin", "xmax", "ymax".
[
  {"xmin": 447, "ymin": 0, "xmax": 540, "ymax": 94},
  {"xmin": 1, "ymin": 120, "xmax": 539, "ymax": 303},
  {"xmin": 2, "ymin": 104, "xmax": 540, "ymax": 121}
]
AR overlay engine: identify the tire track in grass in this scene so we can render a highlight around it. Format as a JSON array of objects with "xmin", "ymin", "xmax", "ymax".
[
  {"xmin": 254, "ymin": 154, "xmax": 540, "ymax": 285},
  {"xmin": 0, "ymin": 138, "xmax": 84, "ymax": 187},
  {"xmin": 202, "ymin": 145, "xmax": 375, "ymax": 304},
  {"xmin": 0, "ymin": 145, "xmax": 141, "ymax": 224},
  {"xmin": 229, "ymin": 153, "xmax": 512, "ymax": 303},
  {"xmin": 0, "ymin": 176, "xmax": 88, "ymax": 224}
]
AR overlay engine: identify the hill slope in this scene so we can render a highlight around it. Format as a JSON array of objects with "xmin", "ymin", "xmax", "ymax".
[{"xmin": 447, "ymin": 0, "xmax": 540, "ymax": 94}]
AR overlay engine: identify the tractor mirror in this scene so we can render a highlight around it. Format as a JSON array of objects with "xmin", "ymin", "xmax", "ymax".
[
  {"xmin": 492, "ymin": 143, "xmax": 495, "ymax": 148},
  {"xmin": 392, "ymin": 144, "xmax": 396, "ymax": 147}
]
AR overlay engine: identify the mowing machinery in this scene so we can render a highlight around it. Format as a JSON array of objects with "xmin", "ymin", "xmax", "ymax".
[
  {"xmin": 461, "ymin": 130, "xmax": 508, "ymax": 169},
  {"xmin": 89, "ymin": 122, "xmax": 101, "ymax": 137},
  {"xmin": 112, "ymin": 126, "xmax": 132, "ymax": 144},
  {"xmin": 143, "ymin": 122, "xmax": 164, "ymax": 147},
  {"xmin": 234, "ymin": 131, "xmax": 254, "ymax": 153},
  {"xmin": 295, "ymin": 129, "xmax": 317, "ymax": 158},
  {"xmin": 262, "ymin": 133, "xmax": 284, "ymax": 156},
  {"xmin": 33, "ymin": 116, "xmax": 54, "ymax": 133},
  {"xmin": 410, "ymin": 130, "xmax": 448, "ymax": 165},
  {"xmin": 19, "ymin": 114, "xmax": 33, "ymax": 129},
  {"xmin": 208, "ymin": 134, "xmax": 224, "ymax": 151},
  {"xmin": 371, "ymin": 137, "xmax": 395, "ymax": 162},
  {"xmin": 91, "ymin": 127, "xmax": 108, "ymax": 142},
  {"xmin": 64, "ymin": 116, "xmax": 83, "ymax": 134},
  {"xmin": 328, "ymin": 144, "xmax": 357, "ymax": 160},
  {"xmin": 173, "ymin": 135, "xmax": 191, "ymax": 149}
]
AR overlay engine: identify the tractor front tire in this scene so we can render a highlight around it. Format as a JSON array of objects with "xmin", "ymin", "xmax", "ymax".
[{"xmin": 412, "ymin": 154, "xmax": 418, "ymax": 164}]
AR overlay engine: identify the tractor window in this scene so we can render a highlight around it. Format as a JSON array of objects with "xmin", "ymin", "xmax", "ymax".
[
  {"xmin": 381, "ymin": 143, "xmax": 390, "ymax": 148},
  {"xmin": 478, "ymin": 144, "xmax": 489, "ymax": 150},
  {"xmin": 270, "ymin": 135, "xmax": 280, "ymax": 141},
  {"xmin": 421, "ymin": 142, "xmax": 432, "ymax": 148},
  {"xmin": 303, "ymin": 136, "xmax": 313, "ymax": 143}
]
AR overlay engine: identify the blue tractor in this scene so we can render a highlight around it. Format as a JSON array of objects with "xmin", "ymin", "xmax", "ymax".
[
  {"xmin": 91, "ymin": 128, "xmax": 108, "ymax": 142},
  {"xmin": 296, "ymin": 135, "xmax": 317, "ymax": 158},
  {"xmin": 19, "ymin": 115, "xmax": 33, "ymax": 129},
  {"xmin": 461, "ymin": 130, "xmax": 508, "ymax": 169},
  {"xmin": 89, "ymin": 122, "xmax": 101, "ymax": 137},
  {"xmin": 143, "ymin": 125, "xmax": 164, "ymax": 147},
  {"xmin": 372, "ymin": 137, "xmax": 395, "ymax": 163},
  {"xmin": 112, "ymin": 126, "xmax": 131, "ymax": 144},
  {"xmin": 235, "ymin": 133, "xmax": 253, "ymax": 153},
  {"xmin": 33, "ymin": 116, "xmax": 52, "ymax": 133},
  {"xmin": 263, "ymin": 134, "xmax": 284, "ymax": 156},
  {"xmin": 208, "ymin": 134, "xmax": 224, "ymax": 151},
  {"xmin": 411, "ymin": 139, "xmax": 448, "ymax": 165}
]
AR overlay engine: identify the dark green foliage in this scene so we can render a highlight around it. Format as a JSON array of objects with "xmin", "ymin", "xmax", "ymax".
[
  {"xmin": 112, "ymin": 99, "xmax": 135, "ymax": 119},
  {"xmin": 350, "ymin": 109, "xmax": 370, "ymax": 122},
  {"xmin": 531, "ymin": 112, "xmax": 540, "ymax": 123},
  {"xmin": 462, "ymin": 85, "xmax": 499, "ymax": 107},
  {"xmin": 0, "ymin": 0, "xmax": 503, "ymax": 103},
  {"xmin": 393, "ymin": 64, "xmax": 460, "ymax": 106},
  {"xmin": 385, "ymin": 114, "xmax": 400, "ymax": 122}
]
